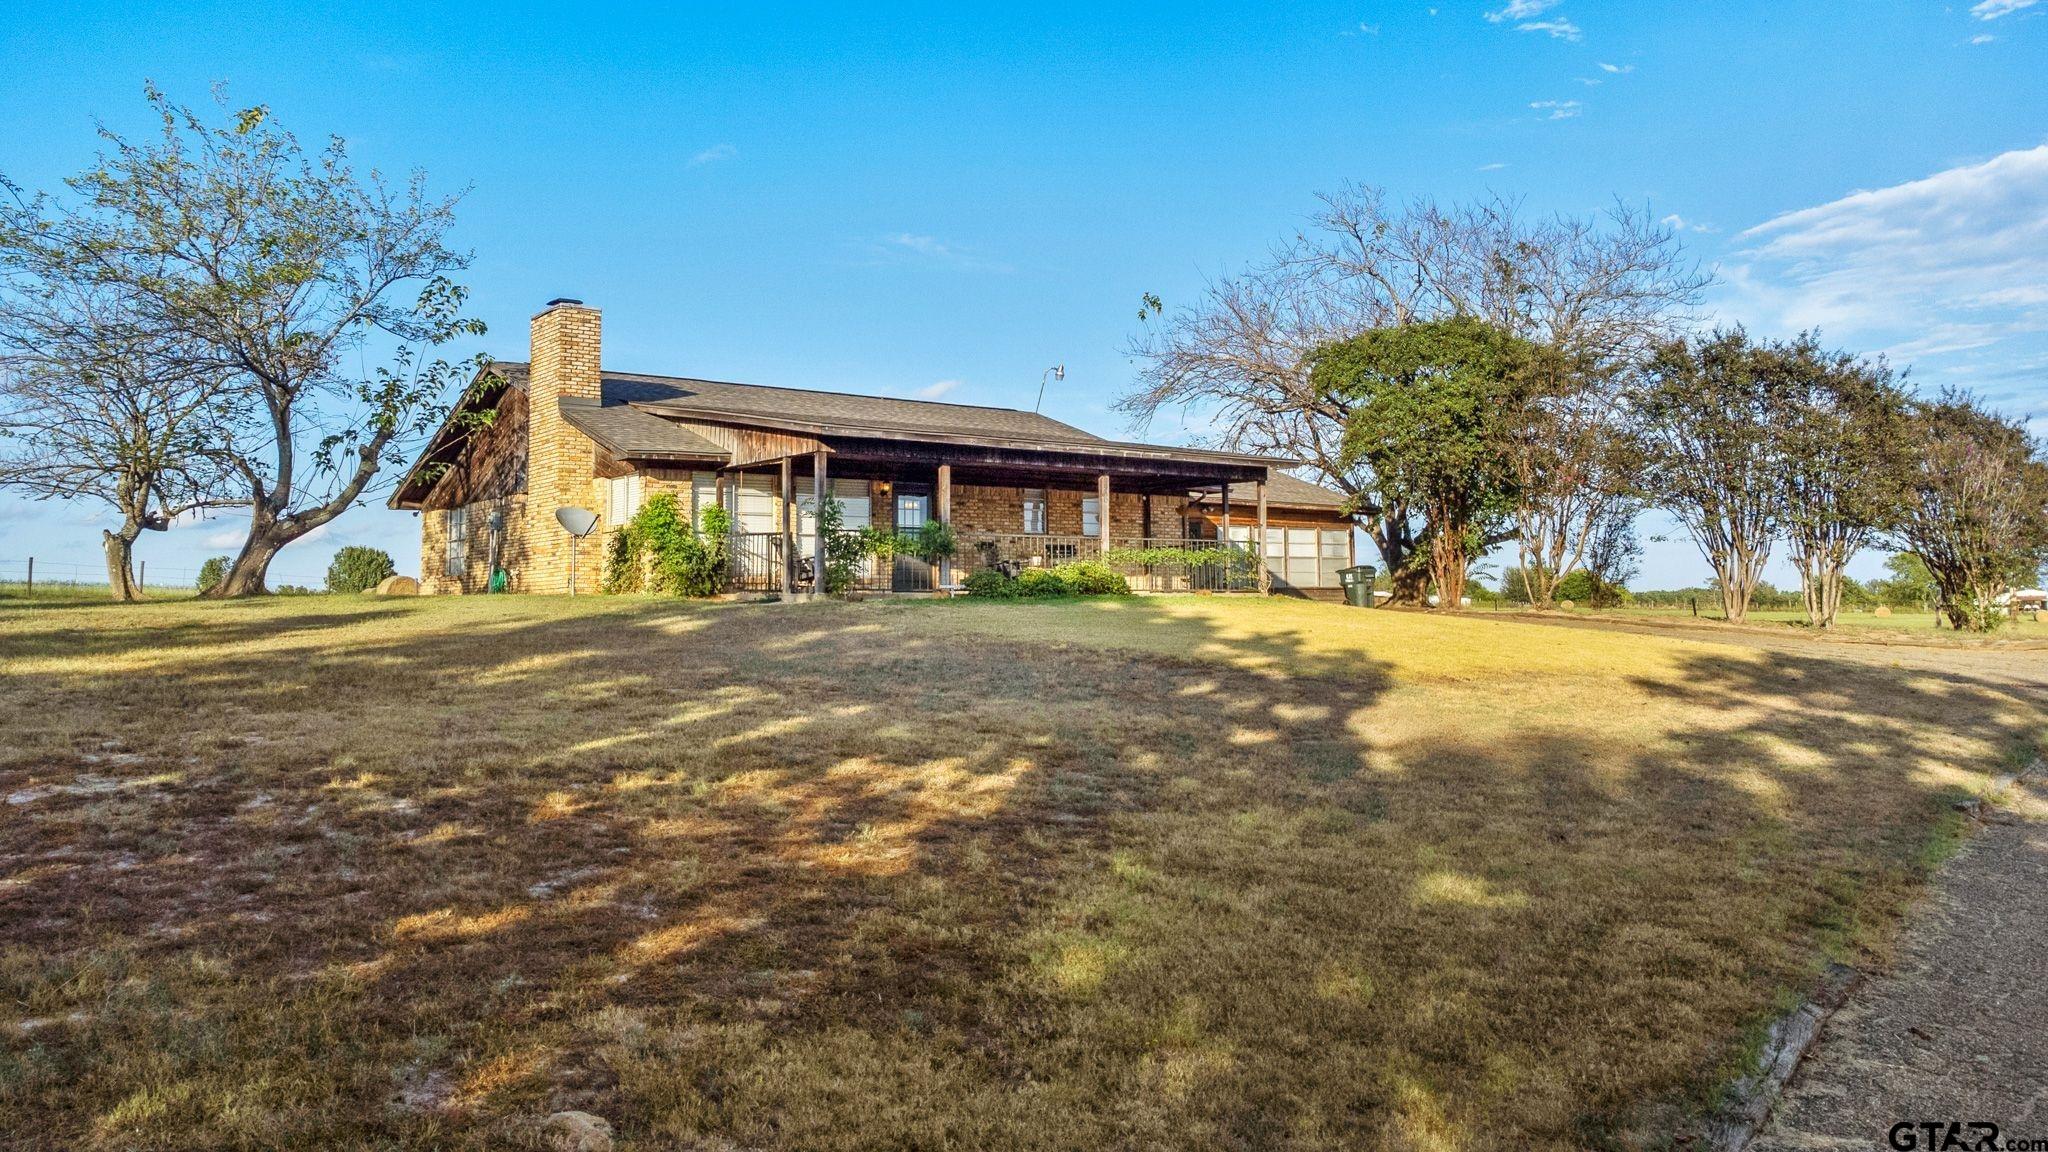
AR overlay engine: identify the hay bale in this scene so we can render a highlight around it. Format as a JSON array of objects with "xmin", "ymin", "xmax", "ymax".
[
  {"xmin": 1558, "ymin": 599, "xmax": 1575, "ymax": 610},
  {"xmin": 373, "ymin": 575, "xmax": 419, "ymax": 597},
  {"xmin": 1872, "ymin": 605, "xmax": 1892, "ymax": 617}
]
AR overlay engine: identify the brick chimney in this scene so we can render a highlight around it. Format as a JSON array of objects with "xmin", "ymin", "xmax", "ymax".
[{"xmin": 525, "ymin": 299, "xmax": 602, "ymax": 593}]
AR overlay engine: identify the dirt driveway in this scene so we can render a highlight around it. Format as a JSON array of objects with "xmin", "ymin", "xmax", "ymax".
[{"xmin": 1749, "ymin": 778, "xmax": 2048, "ymax": 1151}]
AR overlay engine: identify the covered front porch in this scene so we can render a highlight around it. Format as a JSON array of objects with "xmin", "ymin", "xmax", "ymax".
[{"xmin": 709, "ymin": 439, "xmax": 1290, "ymax": 597}]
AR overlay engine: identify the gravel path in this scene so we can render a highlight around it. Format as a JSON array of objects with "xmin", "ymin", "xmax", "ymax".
[{"xmin": 1749, "ymin": 779, "xmax": 2048, "ymax": 1151}]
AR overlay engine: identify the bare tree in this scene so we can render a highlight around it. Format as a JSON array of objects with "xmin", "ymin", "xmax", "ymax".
[
  {"xmin": 1773, "ymin": 337, "xmax": 1912, "ymax": 629},
  {"xmin": 0, "ymin": 246, "xmax": 241, "ymax": 598},
  {"xmin": 1121, "ymin": 185, "xmax": 1704, "ymax": 604},
  {"xmin": 1893, "ymin": 390, "xmax": 2048, "ymax": 631},
  {"xmin": 0, "ymin": 86, "xmax": 485, "ymax": 596},
  {"xmin": 1580, "ymin": 499, "xmax": 1643, "ymax": 606},
  {"xmin": 1634, "ymin": 329, "xmax": 1785, "ymax": 623}
]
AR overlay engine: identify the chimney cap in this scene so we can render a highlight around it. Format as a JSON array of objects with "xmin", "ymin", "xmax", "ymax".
[{"xmin": 545, "ymin": 297, "xmax": 586, "ymax": 308}]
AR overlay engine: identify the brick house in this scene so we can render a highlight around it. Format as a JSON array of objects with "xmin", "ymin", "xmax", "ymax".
[{"xmin": 389, "ymin": 299, "xmax": 1357, "ymax": 597}]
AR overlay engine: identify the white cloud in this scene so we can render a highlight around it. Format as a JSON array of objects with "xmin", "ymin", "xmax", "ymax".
[
  {"xmin": 1971, "ymin": 33, "xmax": 1997, "ymax": 43},
  {"xmin": 1971, "ymin": 0, "xmax": 2038, "ymax": 19},
  {"xmin": 689, "ymin": 143, "xmax": 736, "ymax": 166},
  {"xmin": 1722, "ymin": 144, "xmax": 2048, "ymax": 408},
  {"xmin": 1598, "ymin": 62, "xmax": 1635, "ymax": 73},
  {"xmin": 1660, "ymin": 213, "xmax": 1715, "ymax": 234},
  {"xmin": 1484, "ymin": 0, "xmax": 1581, "ymax": 39},
  {"xmin": 1530, "ymin": 99, "xmax": 1582, "ymax": 120},
  {"xmin": 1516, "ymin": 18, "xmax": 1582, "ymax": 40},
  {"xmin": 889, "ymin": 233, "xmax": 957, "ymax": 259},
  {"xmin": 1477, "ymin": 162, "xmax": 1510, "ymax": 171},
  {"xmin": 868, "ymin": 233, "xmax": 1013, "ymax": 274},
  {"xmin": 917, "ymin": 380, "xmax": 961, "ymax": 401}
]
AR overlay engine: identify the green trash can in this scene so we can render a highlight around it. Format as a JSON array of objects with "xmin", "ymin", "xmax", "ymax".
[{"xmin": 1338, "ymin": 565, "xmax": 1377, "ymax": 607}]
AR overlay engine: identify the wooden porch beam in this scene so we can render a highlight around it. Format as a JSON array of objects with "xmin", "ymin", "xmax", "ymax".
[
  {"xmin": 1097, "ymin": 472, "xmax": 1112, "ymax": 555},
  {"xmin": 813, "ymin": 449, "xmax": 829, "ymax": 595},
  {"xmin": 936, "ymin": 462, "xmax": 953, "ymax": 588},
  {"xmin": 780, "ymin": 456, "xmax": 795, "ymax": 595},
  {"xmin": 1256, "ymin": 475, "xmax": 1270, "ymax": 595}
]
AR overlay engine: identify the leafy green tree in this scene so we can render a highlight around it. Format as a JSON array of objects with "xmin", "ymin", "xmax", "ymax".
[
  {"xmin": 1633, "ymin": 329, "xmax": 1787, "ymax": 623},
  {"xmin": 1871, "ymin": 552, "xmax": 1939, "ymax": 610},
  {"xmin": 0, "ymin": 214, "xmax": 243, "ymax": 599},
  {"xmin": 2, "ymin": 86, "xmax": 486, "ymax": 597},
  {"xmin": 196, "ymin": 555, "xmax": 230, "ymax": 592},
  {"xmin": 1315, "ymin": 317, "xmax": 1536, "ymax": 609},
  {"xmin": 325, "ymin": 546, "xmax": 396, "ymax": 594},
  {"xmin": 1771, "ymin": 336, "xmax": 1912, "ymax": 628},
  {"xmin": 1893, "ymin": 391, "xmax": 2048, "ymax": 630}
]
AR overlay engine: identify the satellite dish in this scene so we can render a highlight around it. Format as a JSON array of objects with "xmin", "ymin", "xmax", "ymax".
[
  {"xmin": 555, "ymin": 506, "xmax": 600, "ymax": 597},
  {"xmin": 555, "ymin": 507, "xmax": 599, "ymax": 537}
]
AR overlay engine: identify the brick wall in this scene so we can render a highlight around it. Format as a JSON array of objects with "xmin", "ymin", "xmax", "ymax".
[
  {"xmin": 419, "ymin": 495, "xmax": 531, "ymax": 595},
  {"xmin": 522, "ymin": 302, "xmax": 605, "ymax": 593}
]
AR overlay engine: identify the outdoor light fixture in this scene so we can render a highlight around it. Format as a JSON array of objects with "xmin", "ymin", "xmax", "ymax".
[{"xmin": 1035, "ymin": 364, "xmax": 1065, "ymax": 412}]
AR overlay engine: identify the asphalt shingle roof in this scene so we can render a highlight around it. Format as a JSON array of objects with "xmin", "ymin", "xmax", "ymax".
[{"xmin": 558, "ymin": 396, "xmax": 726, "ymax": 460}]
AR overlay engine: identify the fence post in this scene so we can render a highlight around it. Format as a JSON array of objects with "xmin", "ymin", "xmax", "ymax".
[
  {"xmin": 138, "ymin": 560, "xmax": 146, "ymax": 596},
  {"xmin": 24, "ymin": 557, "xmax": 31, "ymax": 597}
]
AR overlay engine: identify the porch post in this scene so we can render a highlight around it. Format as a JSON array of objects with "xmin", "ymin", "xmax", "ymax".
[
  {"xmin": 1219, "ymin": 483, "xmax": 1231, "ymax": 543},
  {"xmin": 813, "ymin": 449, "xmax": 829, "ymax": 594},
  {"xmin": 780, "ymin": 456, "xmax": 795, "ymax": 595},
  {"xmin": 936, "ymin": 462, "xmax": 953, "ymax": 588},
  {"xmin": 1096, "ymin": 472, "xmax": 1112, "ymax": 559},
  {"xmin": 1256, "ymin": 476, "xmax": 1270, "ymax": 595}
]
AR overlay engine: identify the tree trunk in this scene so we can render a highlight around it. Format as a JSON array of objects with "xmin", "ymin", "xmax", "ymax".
[
  {"xmin": 1715, "ymin": 559, "xmax": 1754, "ymax": 623},
  {"xmin": 1387, "ymin": 562, "xmax": 1428, "ymax": 606},
  {"xmin": 205, "ymin": 518, "xmax": 285, "ymax": 597},
  {"xmin": 1368, "ymin": 512, "xmax": 1429, "ymax": 606},
  {"xmin": 1794, "ymin": 549, "xmax": 1844, "ymax": 630},
  {"xmin": 1428, "ymin": 511, "xmax": 1468, "ymax": 612},
  {"xmin": 101, "ymin": 529, "xmax": 141, "ymax": 602}
]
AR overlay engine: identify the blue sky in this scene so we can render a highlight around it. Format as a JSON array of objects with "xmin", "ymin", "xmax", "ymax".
[{"xmin": 2, "ymin": 1, "xmax": 2044, "ymax": 589}]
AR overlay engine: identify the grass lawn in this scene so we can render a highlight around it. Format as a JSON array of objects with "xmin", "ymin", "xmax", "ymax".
[{"xmin": 1, "ymin": 593, "xmax": 2042, "ymax": 1150}]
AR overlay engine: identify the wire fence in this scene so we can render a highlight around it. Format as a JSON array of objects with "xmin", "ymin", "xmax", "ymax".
[{"xmin": 0, "ymin": 557, "xmax": 328, "ymax": 596}]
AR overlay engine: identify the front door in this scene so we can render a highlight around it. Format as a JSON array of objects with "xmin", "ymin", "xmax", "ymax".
[{"xmin": 892, "ymin": 486, "xmax": 933, "ymax": 592}]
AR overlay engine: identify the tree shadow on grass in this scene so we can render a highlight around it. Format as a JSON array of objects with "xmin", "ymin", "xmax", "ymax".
[{"xmin": 0, "ymin": 597, "xmax": 2039, "ymax": 1150}]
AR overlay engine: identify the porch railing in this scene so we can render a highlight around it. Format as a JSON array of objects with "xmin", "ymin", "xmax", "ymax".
[
  {"xmin": 958, "ymin": 533, "xmax": 1262, "ymax": 593},
  {"xmin": 726, "ymin": 530, "xmax": 884, "ymax": 593},
  {"xmin": 725, "ymin": 531, "xmax": 1264, "ymax": 594}
]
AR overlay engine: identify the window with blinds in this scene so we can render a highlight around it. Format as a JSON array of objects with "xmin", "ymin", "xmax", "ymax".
[
  {"xmin": 605, "ymin": 473, "xmax": 645, "ymax": 528},
  {"xmin": 1229, "ymin": 525, "xmax": 1352, "ymax": 587},
  {"xmin": 445, "ymin": 506, "xmax": 468, "ymax": 578},
  {"xmin": 1022, "ymin": 489, "xmax": 1047, "ymax": 534},
  {"xmin": 1081, "ymin": 496, "xmax": 1100, "ymax": 537}
]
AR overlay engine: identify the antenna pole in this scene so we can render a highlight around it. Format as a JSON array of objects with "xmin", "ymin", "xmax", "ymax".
[{"xmin": 1035, "ymin": 365, "xmax": 1065, "ymax": 413}]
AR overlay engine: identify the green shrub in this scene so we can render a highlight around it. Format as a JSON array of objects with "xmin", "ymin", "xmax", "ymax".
[
  {"xmin": 326, "ymin": 546, "xmax": 396, "ymax": 593},
  {"xmin": 604, "ymin": 495, "xmax": 731, "ymax": 597},
  {"xmin": 197, "ymin": 555, "xmax": 230, "ymax": 592},
  {"xmin": 1015, "ymin": 568, "xmax": 1073, "ymax": 598},
  {"xmin": 961, "ymin": 569, "xmax": 1020, "ymax": 598},
  {"xmin": 1053, "ymin": 561, "xmax": 1131, "ymax": 596},
  {"xmin": 859, "ymin": 520, "xmax": 960, "ymax": 565},
  {"xmin": 817, "ymin": 497, "xmax": 870, "ymax": 594},
  {"xmin": 1554, "ymin": 570, "xmax": 1631, "ymax": 608}
]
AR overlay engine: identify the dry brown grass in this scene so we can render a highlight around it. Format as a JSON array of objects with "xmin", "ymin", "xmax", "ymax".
[{"xmin": 0, "ymin": 593, "xmax": 2040, "ymax": 1150}]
